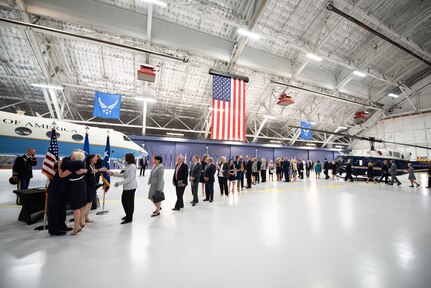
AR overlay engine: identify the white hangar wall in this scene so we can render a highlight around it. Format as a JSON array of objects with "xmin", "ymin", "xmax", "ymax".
[{"xmin": 352, "ymin": 113, "xmax": 431, "ymax": 160}]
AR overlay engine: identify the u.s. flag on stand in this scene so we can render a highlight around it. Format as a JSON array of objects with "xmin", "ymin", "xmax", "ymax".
[
  {"xmin": 42, "ymin": 129, "xmax": 59, "ymax": 181},
  {"xmin": 211, "ymin": 75, "xmax": 246, "ymax": 141}
]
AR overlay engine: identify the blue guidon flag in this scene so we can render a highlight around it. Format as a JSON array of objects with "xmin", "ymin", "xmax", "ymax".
[
  {"xmin": 83, "ymin": 130, "xmax": 90, "ymax": 156},
  {"xmin": 101, "ymin": 134, "xmax": 111, "ymax": 192},
  {"xmin": 300, "ymin": 121, "xmax": 312, "ymax": 140},
  {"xmin": 93, "ymin": 91, "xmax": 121, "ymax": 119}
]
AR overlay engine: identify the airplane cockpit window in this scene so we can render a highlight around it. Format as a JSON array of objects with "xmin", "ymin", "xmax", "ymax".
[
  {"xmin": 393, "ymin": 152, "xmax": 400, "ymax": 158},
  {"xmin": 15, "ymin": 127, "xmax": 32, "ymax": 136},
  {"xmin": 72, "ymin": 134, "xmax": 84, "ymax": 141},
  {"xmin": 123, "ymin": 135, "xmax": 131, "ymax": 142},
  {"xmin": 46, "ymin": 131, "xmax": 60, "ymax": 138},
  {"xmin": 401, "ymin": 155, "xmax": 404, "ymax": 159},
  {"xmin": 388, "ymin": 151, "xmax": 393, "ymax": 156}
]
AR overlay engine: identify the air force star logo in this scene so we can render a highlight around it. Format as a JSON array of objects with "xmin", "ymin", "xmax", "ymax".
[{"xmin": 98, "ymin": 97, "xmax": 119, "ymax": 115}]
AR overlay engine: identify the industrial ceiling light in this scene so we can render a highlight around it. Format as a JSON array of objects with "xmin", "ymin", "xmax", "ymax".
[
  {"xmin": 166, "ymin": 132, "xmax": 184, "ymax": 136},
  {"xmin": 31, "ymin": 83, "xmax": 64, "ymax": 90},
  {"xmin": 353, "ymin": 70, "xmax": 366, "ymax": 77},
  {"xmin": 270, "ymin": 140, "xmax": 282, "ymax": 144},
  {"xmin": 135, "ymin": 96, "xmax": 157, "ymax": 103},
  {"xmin": 387, "ymin": 93, "xmax": 399, "ymax": 98},
  {"xmin": 306, "ymin": 143, "xmax": 316, "ymax": 146},
  {"xmin": 334, "ymin": 145, "xmax": 345, "ymax": 149},
  {"xmin": 306, "ymin": 53, "xmax": 323, "ymax": 62},
  {"xmin": 310, "ymin": 122, "xmax": 316, "ymax": 125},
  {"xmin": 140, "ymin": 0, "xmax": 167, "ymax": 8},
  {"xmin": 237, "ymin": 28, "xmax": 261, "ymax": 40}
]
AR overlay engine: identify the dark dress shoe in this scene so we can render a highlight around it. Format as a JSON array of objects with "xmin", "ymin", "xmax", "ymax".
[
  {"xmin": 61, "ymin": 227, "xmax": 73, "ymax": 232},
  {"xmin": 209, "ymin": 200, "xmax": 213, "ymax": 203},
  {"xmin": 151, "ymin": 212, "xmax": 160, "ymax": 217},
  {"xmin": 203, "ymin": 199, "xmax": 209, "ymax": 201},
  {"xmin": 172, "ymin": 208, "xmax": 180, "ymax": 211},
  {"xmin": 50, "ymin": 231, "xmax": 66, "ymax": 236},
  {"xmin": 192, "ymin": 203, "xmax": 196, "ymax": 206},
  {"xmin": 122, "ymin": 216, "xmax": 127, "ymax": 220},
  {"xmin": 121, "ymin": 220, "xmax": 132, "ymax": 224}
]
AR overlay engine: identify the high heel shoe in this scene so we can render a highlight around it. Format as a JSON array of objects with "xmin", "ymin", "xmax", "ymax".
[
  {"xmin": 151, "ymin": 212, "xmax": 160, "ymax": 217},
  {"xmin": 70, "ymin": 227, "xmax": 82, "ymax": 236},
  {"xmin": 153, "ymin": 207, "xmax": 162, "ymax": 214}
]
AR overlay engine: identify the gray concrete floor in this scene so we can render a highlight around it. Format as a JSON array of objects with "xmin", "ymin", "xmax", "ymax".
[{"xmin": 0, "ymin": 170, "xmax": 430, "ymax": 288}]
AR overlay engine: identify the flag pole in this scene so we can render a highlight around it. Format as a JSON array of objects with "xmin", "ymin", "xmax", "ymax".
[
  {"xmin": 97, "ymin": 129, "xmax": 110, "ymax": 215},
  {"xmin": 35, "ymin": 125, "xmax": 57, "ymax": 231}
]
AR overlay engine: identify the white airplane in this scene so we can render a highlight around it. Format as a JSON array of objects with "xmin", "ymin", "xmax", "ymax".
[{"xmin": 0, "ymin": 111, "xmax": 148, "ymax": 162}]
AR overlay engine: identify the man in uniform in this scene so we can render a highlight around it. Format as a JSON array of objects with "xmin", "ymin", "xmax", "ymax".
[{"xmin": 12, "ymin": 148, "xmax": 37, "ymax": 204}]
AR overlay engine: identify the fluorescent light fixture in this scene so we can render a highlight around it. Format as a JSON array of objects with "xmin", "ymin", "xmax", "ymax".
[
  {"xmin": 140, "ymin": 0, "xmax": 167, "ymax": 7},
  {"xmin": 306, "ymin": 53, "xmax": 323, "ymax": 62},
  {"xmin": 237, "ymin": 28, "xmax": 261, "ymax": 40},
  {"xmin": 337, "ymin": 126, "xmax": 347, "ymax": 130},
  {"xmin": 306, "ymin": 143, "xmax": 316, "ymax": 147},
  {"xmin": 388, "ymin": 93, "xmax": 399, "ymax": 98},
  {"xmin": 32, "ymin": 83, "xmax": 64, "ymax": 90},
  {"xmin": 270, "ymin": 140, "xmax": 282, "ymax": 144},
  {"xmin": 135, "ymin": 96, "xmax": 157, "ymax": 103},
  {"xmin": 310, "ymin": 122, "xmax": 316, "ymax": 125},
  {"xmin": 263, "ymin": 115, "xmax": 277, "ymax": 119},
  {"xmin": 335, "ymin": 145, "xmax": 345, "ymax": 149},
  {"xmin": 166, "ymin": 132, "xmax": 184, "ymax": 136},
  {"xmin": 353, "ymin": 70, "xmax": 366, "ymax": 77}
]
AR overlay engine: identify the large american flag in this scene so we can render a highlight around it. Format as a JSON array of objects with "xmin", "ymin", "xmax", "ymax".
[
  {"xmin": 211, "ymin": 75, "xmax": 246, "ymax": 141},
  {"xmin": 42, "ymin": 129, "xmax": 59, "ymax": 180}
]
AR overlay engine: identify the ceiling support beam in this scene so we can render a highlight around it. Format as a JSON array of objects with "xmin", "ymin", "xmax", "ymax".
[
  {"xmin": 271, "ymin": 80, "xmax": 382, "ymax": 111},
  {"xmin": 0, "ymin": 100, "xmax": 26, "ymax": 111},
  {"xmin": 289, "ymin": 129, "xmax": 301, "ymax": 146},
  {"xmin": 141, "ymin": 101, "xmax": 148, "ymax": 135},
  {"xmin": 252, "ymin": 118, "xmax": 268, "ymax": 143},
  {"xmin": 227, "ymin": 0, "xmax": 269, "ymax": 71},
  {"xmin": 42, "ymin": 89, "xmax": 55, "ymax": 119}
]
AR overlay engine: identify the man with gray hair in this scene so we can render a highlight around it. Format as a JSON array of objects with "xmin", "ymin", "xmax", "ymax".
[{"xmin": 172, "ymin": 155, "xmax": 189, "ymax": 211}]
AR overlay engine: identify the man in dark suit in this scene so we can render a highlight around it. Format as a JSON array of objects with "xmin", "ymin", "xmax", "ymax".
[
  {"xmin": 323, "ymin": 159, "xmax": 330, "ymax": 179},
  {"xmin": 427, "ymin": 160, "xmax": 431, "ymax": 188},
  {"xmin": 256, "ymin": 159, "xmax": 262, "ymax": 183},
  {"xmin": 283, "ymin": 158, "xmax": 290, "ymax": 182},
  {"xmin": 12, "ymin": 147, "xmax": 37, "ymax": 204},
  {"xmin": 203, "ymin": 157, "xmax": 216, "ymax": 202},
  {"xmin": 172, "ymin": 155, "xmax": 188, "ymax": 211},
  {"xmin": 306, "ymin": 160, "xmax": 312, "ymax": 177},
  {"xmin": 378, "ymin": 160, "xmax": 389, "ymax": 183},
  {"xmin": 298, "ymin": 160, "xmax": 304, "ymax": 179},
  {"xmin": 189, "ymin": 155, "xmax": 201, "ymax": 206},
  {"xmin": 245, "ymin": 155, "xmax": 253, "ymax": 189},
  {"xmin": 139, "ymin": 157, "xmax": 147, "ymax": 176},
  {"xmin": 344, "ymin": 159, "xmax": 354, "ymax": 182}
]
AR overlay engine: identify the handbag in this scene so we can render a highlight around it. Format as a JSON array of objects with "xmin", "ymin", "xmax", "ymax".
[{"xmin": 152, "ymin": 191, "xmax": 165, "ymax": 203}]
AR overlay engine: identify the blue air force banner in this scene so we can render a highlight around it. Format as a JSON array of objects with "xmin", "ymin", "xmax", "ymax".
[
  {"xmin": 300, "ymin": 121, "xmax": 312, "ymax": 140},
  {"xmin": 93, "ymin": 92, "xmax": 121, "ymax": 119}
]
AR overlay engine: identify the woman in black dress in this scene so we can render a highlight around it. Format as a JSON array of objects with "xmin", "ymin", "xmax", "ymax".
[
  {"xmin": 199, "ymin": 154, "xmax": 208, "ymax": 197},
  {"xmin": 228, "ymin": 159, "xmax": 236, "ymax": 193},
  {"xmin": 66, "ymin": 150, "xmax": 87, "ymax": 235},
  {"xmin": 84, "ymin": 154, "xmax": 106, "ymax": 224}
]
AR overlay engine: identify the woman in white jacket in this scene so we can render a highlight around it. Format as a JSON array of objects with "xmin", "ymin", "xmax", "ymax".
[{"xmin": 109, "ymin": 153, "xmax": 137, "ymax": 224}]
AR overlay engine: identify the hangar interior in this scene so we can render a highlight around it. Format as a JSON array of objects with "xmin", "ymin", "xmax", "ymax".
[{"xmin": 0, "ymin": 0, "xmax": 431, "ymax": 287}]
